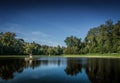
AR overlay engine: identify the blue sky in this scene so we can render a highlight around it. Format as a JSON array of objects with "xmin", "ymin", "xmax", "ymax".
[{"xmin": 0, "ymin": 0, "xmax": 120, "ymax": 46}]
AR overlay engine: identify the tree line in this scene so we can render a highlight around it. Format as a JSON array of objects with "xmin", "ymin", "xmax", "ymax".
[
  {"xmin": 0, "ymin": 20, "xmax": 120, "ymax": 55},
  {"xmin": 0, "ymin": 32, "xmax": 63, "ymax": 55},
  {"xmin": 64, "ymin": 20, "xmax": 120, "ymax": 54}
]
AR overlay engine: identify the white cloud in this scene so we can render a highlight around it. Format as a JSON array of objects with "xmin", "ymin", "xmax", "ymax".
[
  {"xmin": 31, "ymin": 31, "xmax": 49, "ymax": 37},
  {"xmin": 39, "ymin": 40, "xmax": 60, "ymax": 46}
]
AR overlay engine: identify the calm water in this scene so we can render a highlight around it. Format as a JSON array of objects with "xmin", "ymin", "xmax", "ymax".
[{"xmin": 0, "ymin": 57, "xmax": 120, "ymax": 83}]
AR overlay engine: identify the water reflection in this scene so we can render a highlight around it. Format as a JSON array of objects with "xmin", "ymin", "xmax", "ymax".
[
  {"xmin": 0, "ymin": 58, "xmax": 40, "ymax": 80},
  {"xmin": 64, "ymin": 58, "xmax": 83, "ymax": 76},
  {"xmin": 0, "ymin": 57, "xmax": 120, "ymax": 83},
  {"xmin": 64, "ymin": 58, "xmax": 120, "ymax": 83},
  {"xmin": 85, "ymin": 58, "xmax": 120, "ymax": 83},
  {"xmin": 0, "ymin": 57, "xmax": 66, "ymax": 80}
]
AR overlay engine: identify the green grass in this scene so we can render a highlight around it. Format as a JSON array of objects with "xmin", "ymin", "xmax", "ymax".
[
  {"xmin": 62, "ymin": 53, "xmax": 120, "ymax": 58},
  {"xmin": 0, "ymin": 53, "xmax": 120, "ymax": 58}
]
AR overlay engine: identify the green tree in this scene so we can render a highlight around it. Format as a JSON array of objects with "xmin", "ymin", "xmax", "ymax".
[
  {"xmin": 0, "ymin": 32, "xmax": 24, "ymax": 55},
  {"xmin": 85, "ymin": 19, "xmax": 119, "ymax": 53},
  {"xmin": 64, "ymin": 36, "xmax": 82, "ymax": 54},
  {"xmin": 24, "ymin": 42, "xmax": 39, "ymax": 55},
  {"xmin": 112, "ymin": 21, "xmax": 120, "ymax": 53}
]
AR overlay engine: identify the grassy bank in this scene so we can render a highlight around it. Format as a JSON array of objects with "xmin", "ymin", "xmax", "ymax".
[
  {"xmin": 62, "ymin": 53, "xmax": 120, "ymax": 58},
  {"xmin": 0, "ymin": 53, "xmax": 120, "ymax": 58}
]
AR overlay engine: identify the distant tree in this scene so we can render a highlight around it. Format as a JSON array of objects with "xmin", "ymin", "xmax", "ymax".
[
  {"xmin": 112, "ymin": 21, "xmax": 120, "ymax": 53},
  {"xmin": 84, "ymin": 19, "xmax": 120, "ymax": 53},
  {"xmin": 64, "ymin": 36, "xmax": 82, "ymax": 54},
  {"xmin": 23, "ymin": 42, "xmax": 41, "ymax": 55},
  {"xmin": 0, "ymin": 32, "xmax": 24, "ymax": 55},
  {"xmin": 0, "ymin": 19, "xmax": 120, "ymax": 55}
]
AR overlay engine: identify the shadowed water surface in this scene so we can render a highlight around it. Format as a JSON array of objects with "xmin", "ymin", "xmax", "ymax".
[{"xmin": 0, "ymin": 57, "xmax": 120, "ymax": 83}]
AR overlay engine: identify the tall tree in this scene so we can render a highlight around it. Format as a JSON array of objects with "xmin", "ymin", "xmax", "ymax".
[
  {"xmin": 0, "ymin": 32, "xmax": 23, "ymax": 55},
  {"xmin": 64, "ymin": 36, "xmax": 82, "ymax": 54}
]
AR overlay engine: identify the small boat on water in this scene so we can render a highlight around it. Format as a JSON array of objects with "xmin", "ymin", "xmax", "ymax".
[{"xmin": 24, "ymin": 54, "xmax": 33, "ymax": 61}]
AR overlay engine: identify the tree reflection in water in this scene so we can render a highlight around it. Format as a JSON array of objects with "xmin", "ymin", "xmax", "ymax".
[
  {"xmin": 85, "ymin": 58, "xmax": 120, "ymax": 83},
  {"xmin": 0, "ymin": 58, "xmax": 41, "ymax": 80},
  {"xmin": 64, "ymin": 58, "xmax": 83, "ymax": 76},
  {"xmin": 0, "ymin": 57, "xmax": 120, "ymax": 83},
  {"xmin": 0, "ymin": 57, "xmax": 64, "ymax": 81},
  {"xmin": 64, "ymin": 58, "xmax": 120, "ymax": 83}
]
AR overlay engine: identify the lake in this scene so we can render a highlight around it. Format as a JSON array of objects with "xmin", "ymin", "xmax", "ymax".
[{"xmin": 0, "ymin": 57, "xmax": 120, "ymax": 83}]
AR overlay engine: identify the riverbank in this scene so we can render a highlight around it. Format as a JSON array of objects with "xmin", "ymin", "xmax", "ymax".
[
  {"xmin": 0, "ymin": 53, "xmax": 120, "ymax": 58},
  {"xmin": 62, "ymin": 53, "xmax": 120, "ymax": 58}
]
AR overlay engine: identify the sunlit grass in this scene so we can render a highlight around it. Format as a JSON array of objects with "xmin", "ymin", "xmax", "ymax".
[
  {"xmin": 0, "ymin": 53, "xmax": 120, "ymax": 58},
  {"xmin": 62, "ymin": 53, "xmax": 120, "ymax": 58},
  {"xmin": 1, "ymin": 53, "xmax": 119, "ymax": 58}
]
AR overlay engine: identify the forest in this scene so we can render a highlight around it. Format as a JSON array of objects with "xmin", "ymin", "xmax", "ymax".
[{"xmin": 0, "ymin": 20, "xmax": 120, "ymax": 55}]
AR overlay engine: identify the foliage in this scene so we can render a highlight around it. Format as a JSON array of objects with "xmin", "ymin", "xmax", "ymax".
[
  {"xmin": 64, "ymin": 36, "xmax": 82, "ymax": 54},
  {"xmin": 84, "ymin": 20, "xmax": 120, "ymax": 53},
  {"xmin": 0, "ymin": 32, "xmax": 24, "ymax": 55},
  {"xmin": 0, "ymin": 19, "xmax": 120, "ymax": 55},
  {"xmin": 0, "ymin": 32, "xmax": 63, "ymax": 55}
]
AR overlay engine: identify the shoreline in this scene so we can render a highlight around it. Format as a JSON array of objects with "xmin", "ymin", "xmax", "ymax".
[
  {"xmin": 62, "ymin": 55, "xmax": 120, "ymax": 59},
  {"xmin": 0, "ymin": 53, "xmax": 120, "ymax": 59}
]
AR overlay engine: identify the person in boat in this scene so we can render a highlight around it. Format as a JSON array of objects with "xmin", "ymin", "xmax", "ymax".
[{"xmin": 29, "ymin": 53, "xmax": 33, "ymax": 59}]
